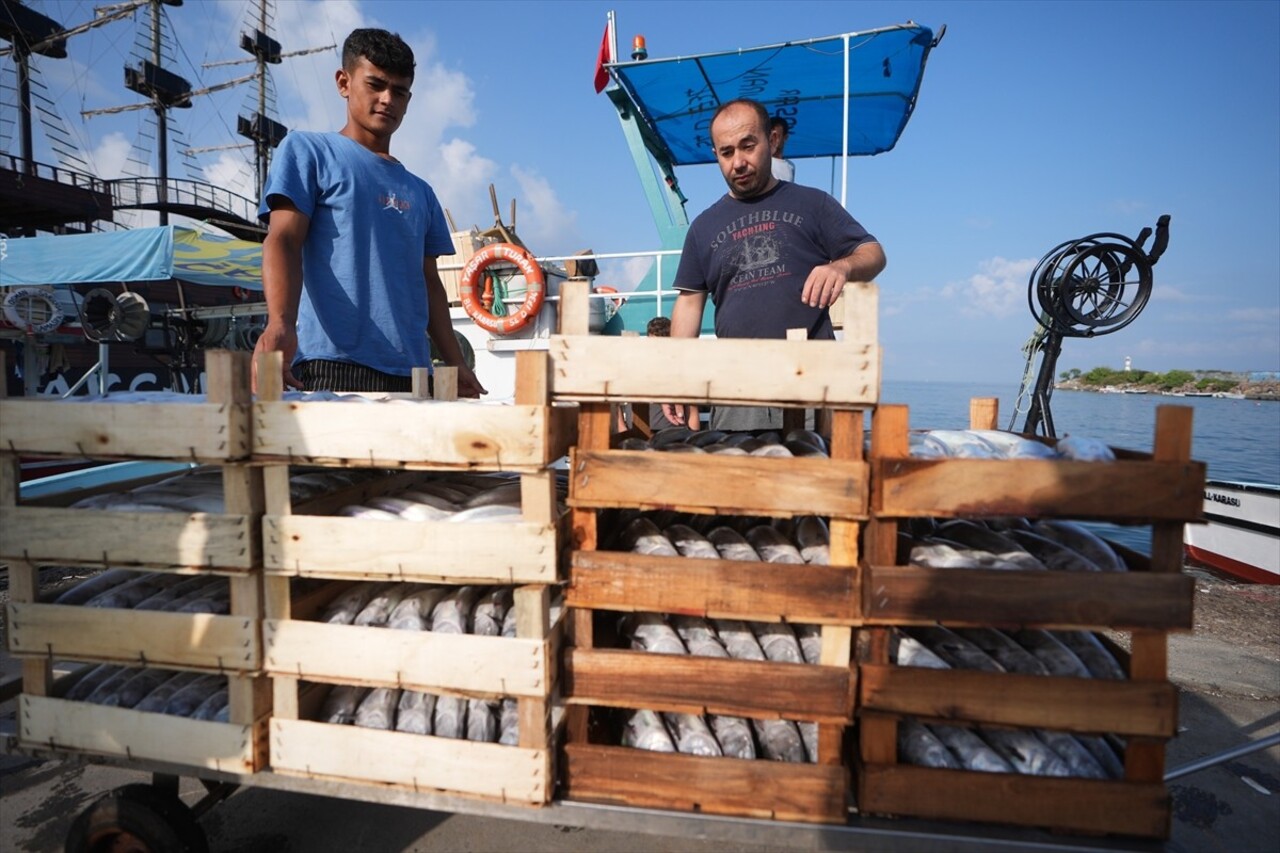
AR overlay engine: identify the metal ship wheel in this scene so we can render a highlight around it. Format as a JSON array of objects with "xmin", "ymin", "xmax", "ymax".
[{"xmin": 65, "ymin": 784, "xmax": 208, "ymax": 853}]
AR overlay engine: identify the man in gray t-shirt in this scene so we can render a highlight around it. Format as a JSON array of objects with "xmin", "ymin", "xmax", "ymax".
[{"xmin": 664, "ymin": 98, "xmax": 886, "ymax": 430}]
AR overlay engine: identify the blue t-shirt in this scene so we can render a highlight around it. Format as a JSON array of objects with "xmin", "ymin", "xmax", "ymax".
[
  {"xmin": 259, "ymin": 131, "xmax": 454, "ymax": 375},
  {"xmin": 673, "ymin": 181, "xmax": 876, "ymax": 340}
]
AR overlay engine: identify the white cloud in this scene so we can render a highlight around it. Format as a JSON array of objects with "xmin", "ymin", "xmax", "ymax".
[
  {"xmin": 509, "ymin": 165, "xmax": 578, "ymax": 252},
  {"xmin": 1227, "ymin": 307, "xmax": 1280, "ymax": 324},
  {"xmin": 89, "ymin": 133, "xmax": 135, "ymax": 180},
  {"xmin": 598, "ymin": 256, "xmax": 655, "ymax": 292},
  {"xmin": 204, "ymin": 153, "xmax": 257, "ymax": 201},
  {"xmin": 1109, "ymin": 198, "xmax": 1146, "ymax": 216},
  {"xmin": 940, "ymin": 256, "xmax": 1036, "ymax": 318},
  {"xmin": 429, "ymin": 139, "xmax": 500, "ymax": 230}
]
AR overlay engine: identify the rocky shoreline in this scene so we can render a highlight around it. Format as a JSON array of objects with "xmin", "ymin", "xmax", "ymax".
[{"xmin": 1056, "ymin": 378, "xmax": 1280, "ymax": 400}]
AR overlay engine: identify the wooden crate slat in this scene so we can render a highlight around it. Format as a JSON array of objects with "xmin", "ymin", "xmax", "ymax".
[
  {"xmin": 569, "ymin": 450, "xmax": 867, "ymax": 517},
  {"xmin": 875, "ymin": 458, "xmax": 1204, "ymax": 521},
  {"xmin": 0, "ymin": 506, "xmax": 253, "ymax": 570},
  {"xmin": 253, "ymin": 401, "xmax": 559, "ymax": 468},
  {"xmin": 21, "ymin": 695, "xmax": 257, "ymax": 773},
  {"xmin": 0, "ymin": 400, "xmax": 249, "ymax": 460},
  {"xmin": 569, "ymin": 551, "xmax": 861, "ymax": 623},
  {"xmin": 547, "ymin": 335, "xmax": 878, "ymax": 407},
  {"xmin": 263, "ymin": 515, "xmax": 557, "ymax": 583},
  {"xmin": 8, "ymin": 603, "xmax": 258, "ymax": 671},
  {"xmin": 563, "ymin": 743, "xmax": 847, "ymax": 824},
  {"xmin": 863, "ymin": 566, "xmax": 1194, "ymax": 630},
  {"xmin": 262, "ymin": 620, "xmax": 548, "ymax": 698},
  {"xmin": 565, "ymin": 648, "xmax": 853, "ymax": 722},
  {"xmin": 858, "ymin": 764, "xmax": 1169, "ymax": 838},
  {"xmin": 859, "ymin": 665, "xmax": 1176, "ymax": 737},
  {"xmin": 270, "ymin": 718, "xmax": 548, "ymax": 803}
]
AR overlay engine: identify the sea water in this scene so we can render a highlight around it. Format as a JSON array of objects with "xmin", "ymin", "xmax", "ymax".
[{"xmin": 882, "ymin": 381, "xmax": 1280, "ymax": 554}]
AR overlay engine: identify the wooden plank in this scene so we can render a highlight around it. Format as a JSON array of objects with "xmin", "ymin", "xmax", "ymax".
[
  {"xmin": 252, "ymin": 401, "xmax": 556, "ymax": 468},
  {"xmin": 514, "ymin": 350, "xmax": 549, "ymax": 406},
  {"xmin": 569, "ymin": 450, "xmax": 867, "ymax": 518},
  {"xmin": 558, "ymin": 279, "xmax": 591, "ymax": 336},
  {"xmin": 263, "ymin": 515, "xmax": 558, "ymax": 583},
  {"xmin": 863, "ymin": 566, "xmax": 1193, "ymax": 630},
  {"xmin": 262, "ymin": 620, "xmax": 548, "ymax": 697},
  {"xmin": 519, "ymin": 470, "xmax": 557, "ymax": 527},
  {"xmin": 22, "ymin": 695, "xmax": 257, "ymax": 774},
  {"xmin": 547, "ymin": 335, "xmax": 879, "ymax": 407},
  {"xmin": 569, "ymin": 551, "xmax": 861, "ymax": 623},
  {"xmin": 563, "ymin": 743, "xmax": 847, "ymax": 823},
  {"xmin": 0, "ymin": 506, "xmax": 253, "ymax": 569},
  {"xmin": 859, "ymin": 665, "xmax": 1176, "ymax": 737},
  {"xmin": 858, "ymin": 764, "xmax": 1169, "ymax": 839},
  {"xmin": 875, "ymin": 458, "xmax": 1205, "ymax": 522},
  {"xmin": 0, "ymin": 399, "xmax": 250, "ymax": 460},
  {"xmin": 270, "ymin": 718, "xmax": 548, "ymax": 803},
  {"xmin": 8, "ymin": 603, "xmax": 259, "ymax": 671},
  {"xmin": 969, "ymin": 397, "xmax": 999, "ymax": 430},
  {"xmin": 564, "ymin": 648, "xmax": 853, "ymax": 722},
  {"xmin": 839, "ymin": 281, "xmax": 879, "ymax": 352}
]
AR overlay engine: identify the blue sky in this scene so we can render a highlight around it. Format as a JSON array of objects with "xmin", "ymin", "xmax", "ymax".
[{"xmin": 9, "ymin": 0, "xmax": 1279, "ymax": 383}]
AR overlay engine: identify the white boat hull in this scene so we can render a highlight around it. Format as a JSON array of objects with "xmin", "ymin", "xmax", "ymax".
[{"xmin": 1184, "ymin": 480, "xmax": 1280, "ymax": 584}]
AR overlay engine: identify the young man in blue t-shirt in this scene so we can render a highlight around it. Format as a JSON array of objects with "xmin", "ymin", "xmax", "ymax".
[
  {"xmin": 252, "ymin": 28, "xmax": 485, "ymax": 395},
  {"xmin": 663, "ymin": 98, "xmax": 886, "ymax": 430}
]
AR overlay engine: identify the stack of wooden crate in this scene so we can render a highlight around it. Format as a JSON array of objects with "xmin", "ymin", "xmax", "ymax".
[
  {"xmin": 855, "ymin": 399, "xmax": 1202, "ymax": 838},
  {"xmin": 0, "ymin": 351, "xmax": 268, "ymax": 773},
  {"xmin": 547, "ymin": 281, "xmax": 878, "ymax": 823},
  {"xmin": 252, "ymin": 351, "xmax": 574, "ymax": 804}
]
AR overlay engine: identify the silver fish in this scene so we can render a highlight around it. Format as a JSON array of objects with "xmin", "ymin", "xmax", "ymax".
[
  {"xmin": 783, "ymin": 440, "xmax": 827, "ymax": 458},
  {"xmin": 618, "ymin": 437, "xmax": 651, "ymax": 451},
  {"xmin": 920, "ymin": 430, "xmax": 999, "ymax": 459},
  {"xmin": 622, "ymin": 613, "xmax": 687, "ymax": 655},
  {"xmin": 366, "ymin": 496, "xmax": 449, "ymax": 521},
  {"xmin": 954, "ymin": 628, "xmax": 1050, "ymax": 676},
  {"xmin": 798, "ymin": 721, "xmax": 819, "ymax": 763},
  {"xmin": 661, "ymin": 443, "xmax": 706, "ymax": 454},
  {"xmin": 908, "ymin": 540, "xmax": 1028, "ymax": 571},
  {"xmin": 662, "ymin": 712, "xmax": 722, "ymax": 757},
  {"xmin": 650, "ymin": 427, "xmax": 694, "ymax": 448},
  {"xmin": 398, "ymin": 490, "xmax": 461, "ymax": 512},
  {"xmin": 969, "ymin": 430, "xmax": 1058, "ymax": 459},
  {"xmin": 462, "ymin": 482, "xmax": 524, "ymax": 509},
  {"xmin": 1011, "ymin": 630, "xmax": 1092, "ymax": 678},
  {"xmin": 84, "ymin": 573, "xmax": 186, "ymax": 609},
  {"xmin": 429, "ymin": 586, "xmax": 481, "ymax": 634},
  {"xmin": 163, "ymin": 675, "xmax": 226, "ymax": 718},
  {"xmin": 670, "ymin": 615, "xmax": 729, "ymax": 658},
  {"xmin": 395, "ymin": 690, "xmax": 436, "ymax": 735},
  {"xmin": 136, "ymin": 576, "xmax": 220, "ymax": 611},
  {"xmin": 665, "ymin": 524, "xmax": 721, "ymax": 560},
  {"xmin": 794, "ymin": 516, "xmax": 830, "ymax": 565},
  {"xmin": 1055, "ymin": 435, "xmax": 1115, "ymax": 462},
  {"xmin": 908, "ymin": 432, "xmax": 949, "ymax": 458},
  {"xmin": 928, "ymin": 724, "xmax": 1013, "ymax": 773},
  {"xmin": 353, "ymin": 584, "xmax": 412, "ymax": 627},
  {"xmin": 703, "ymin": 443, "xmax": 749, "ymax": 456},
  {"xmin": 1035, "ymin": 729, "xmax": 1107, "ymax": 779},
  {"xmin": 84, "ymin": 667, "xmax": 143, "ymax": 705},
  {"xmin": 471, "ymin": 588, "xmax": 514, "ymax": 636},
  {"xmin": 1032, "ymin": 520, "xmax": 1127, "ymax": 572},
  {"xmin": 908, "ymin": 626, "xmax": 1005, "ymax": 672},
  {"xmin": 54, "ymin": 569, "xmax": 139, "ymax": 605},
  {"xmin": 175, "ymin": 586, "xmax": 231, "ymax": 614},
  {"xmin": 706, "ymin": 527, "xmax": 759, "ymax": 561},
  {"xmin": 499, "ymin": 698, "xmax": 520, "ymax": 745},
  {"xmin": 749, "ymin": 443, "xmax": 793, "ymax": 458},
  {"xmin": 447, "ymin": 505, "xmax": 523, "ymax": 523},
  {"xmin": 501, "ymin": 606, "xmax": 518, "ymax": 638},
  {"xmin": 111, "ymin": 669, "xmax": 177, "ymax": 709},
  {"xmin": 750, "ymin": 621, "xmax": 805, "ymax": 665},
  {"xmin": 900, "ymin": 720, "xmax": 961, "ymax": 769},
  {"xmin": 336, "ymin": 505, "xmax": 400, "ymax": 521},
  {"xmin": 322, "ymin": 582, "xmax": 391, "ymax": 625},
  {"xmin": 354, "ymin": 688, "xmax": 400, "ymax": 730},
  {"xmin": 433, "ymin": 695, "xmax": 467, "ymax": 739},
  {"xmin": 746, "ymin": 526, "xmax": 804, "ymax": 564},
  {"xmin": 387, "ymin": 587, "xmax": 448, "ymax": 631},
  {"xmin": 752, "ymin": 718, "xmax": 807, "ymax": 763},
  {"xmin": 133, "ymin": 672, "xmax": 204, "ymax": 713},
  {"xmin": 785, "ymin": 429, "xmax": 828, "ymax": 455},
  {"xmin": 710, "ymin": 714, "xmax": 756, "ymax": 760},
  {"xmin": 620, "ymin": 517, "xmax": 679, "ymax": 557},
  {"xmin": 467, "ymin": 698, "xmax": 500, "ymax": 742},
  {"xmin": 1008, "ymin": 530, "xmax": 1103, "ymax": 572},
  {"xmin": 191, "ymin": 688, "xmax": 230, "ymax": 721},
  {"xmin": 58, "ymin": 665, "xmax": 118, "ymax": 701},
  {"xmin": 793, "ymin": 623, "xmax": 823, "ymax": 665},
  {"xmin": 980, "ymin": 728, "xmax": 1073, "ymax": 777},
  {"xmin": 688, "ymin": 430, "xmax": 730, "ymax": 448},
  {"xmin": 1053, "ymin": 631, "xmax": 1126, "ymax": 680},
  {"xmin": 713, "ymin": 619, "xmax": 766, "ymax": 661},
  {"xmin": 1077, "ymin": 734, "xmax": 1125, "ymax": 778},
  {"xmin": 890, "ymin": 629, "xmax": 950, "ymax": 669},
  {"xmin": 623, "ymin": 709, "xmax": 676, "ymax": 752},
  {"xmin": 320, "ymin": 685, "xmax": 370, "ymax": 725}
]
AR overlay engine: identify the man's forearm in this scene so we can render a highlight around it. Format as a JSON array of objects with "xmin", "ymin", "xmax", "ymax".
[
  {"xmin": 261, "ymin": 233, "xmax": 304, "ymax": 327},
  {"xmin": 669, "ymin": 291, "xmax": 707, "ymax": 338},
  {"xmin": 832, "ymin": 241, "xmax": 887, "ymax": 283}
]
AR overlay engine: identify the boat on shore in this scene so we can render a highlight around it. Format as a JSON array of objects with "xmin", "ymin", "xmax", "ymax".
[{"xmin": 1185, "ymin": 480, "xmax": 1280, "ymax": 584}]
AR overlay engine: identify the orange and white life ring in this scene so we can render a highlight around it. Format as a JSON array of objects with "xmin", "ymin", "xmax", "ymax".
[
  {"xmin": 459, "ymin": 243, "xmax": 545, "ymax": 335},
  {"xmin": 594, "ymin": 285, "xmax": 624, "ymax": 309}
]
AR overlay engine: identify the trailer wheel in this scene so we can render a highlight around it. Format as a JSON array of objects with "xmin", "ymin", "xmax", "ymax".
[{"xmin": 65, "ymin": 783, "xmax": 209, "ymax": 853}]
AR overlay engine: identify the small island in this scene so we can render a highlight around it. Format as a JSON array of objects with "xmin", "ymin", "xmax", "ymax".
[{"xmin": 1055, "ymin": 366, "xmax": 1279, "ymax": 400}]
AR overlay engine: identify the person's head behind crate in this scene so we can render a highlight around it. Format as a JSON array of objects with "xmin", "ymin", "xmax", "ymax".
[{"xmin": 646, "ymin": 316, "xmax": 672, "ymax": 337}]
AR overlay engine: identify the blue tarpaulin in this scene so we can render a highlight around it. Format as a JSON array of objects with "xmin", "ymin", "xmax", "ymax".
[
  {"xmin": 609, "ymin": 23, "xmax": 937, "ymax": 165},
  {"xmin": 0, "ymin": 226, "xmax": 262, "ymax": 290}
]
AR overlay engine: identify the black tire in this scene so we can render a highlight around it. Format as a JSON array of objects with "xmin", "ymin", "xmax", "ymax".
[{"xmin": 65, "ymin": 783, "xmax": 209, "ymax": 853}]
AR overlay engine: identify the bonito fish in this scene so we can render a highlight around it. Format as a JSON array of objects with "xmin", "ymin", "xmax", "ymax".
[
  {"xmin": 618, "ymin": 517, "xmax": 678, "ymax": 557},
  {"xmin": 499, "ymin": 698, "xmax": 520, "ymax": 745},
  {"xmin": 429, "ymin": 586, "xmax": 481, "ymax": 633},
  {"xmin": 1035, "ymin": 728, "xmax": 1107, "ymax": 779},
  {"xmin": 665, "ymin": 524, "xmax": 721, "ymax": 560},
  {"xmin": 662, "ymin": 712, "xmax": 722, "ymax": 756},
  {"xmin": 1010, "ymin": 630, "xmax": 1092, "ymax": 678},
  {"xmin": 954, "ymin": 628, "xmax": 1049, "ymax": 676},
  {"xmin": 1031, "ymin": 520, "xmax": 1126, "ymax": 572},
  {"xmin": 355, "ymin": 688, "xmax": 401, "ymax": 730},
  {"xmin": 709, "ymin": 715, "xmax": 756, "ymax": 759},
  {"xmin": 928, "ymin": 724, "xmax": 1013, "ymax": 773},
  {"xmin": 133, "ymin": 672, "xmax": 204, "ymax": 713},
  {"xmin": 54, "ymin": 569, "xmax": 138, "ymax": 605},
  {"xmin": 793, "ymin": 624, "xmax": 823, "ymax": 665},
  {"xmin": 706, "ymin": 527, "xmax": 759, "ymax": 562},
  {"xmin": 1053, "ymin": 630, "xmax": 1126, "ymax": 680},
  {"xmin": 622, "ymin": 709, "xmax": 676, "ymax": 752},
  {"xmin": 908, "ymin": 626, "xmax": 1005, "ymax": 672},
  {"xmin": 110, "ymin": 668, "xmax": 176, "ymax": 709},
  {"xmin": 467, "ymin": 699, "xmax": 500, "ymax": 742},
  {"xmin": 395, "ymin": 691, "xmax": 436, "ymax": 735},
  {"xmin": 433, "ymin": 696, "xmax": 467, "ymax": 739},
  {"xmin": 794, "ymin": 516, "xmax": 830, "ymax": 565},
  {"xmin": 322, "ymin": 582, "xmax": 390, "ymax": 625},
  {"xmin": 900, "ymin": 720, "xmax": 961, "ymax": 769},
  {"xmin": 750, "ymin": 621, "xmax": 805, "ymax": 665},
  {"xmin": 752, "ymin": 718, "xmax": 807, "ymax": 763},
  {"xmin": 746, "ymin": 526, "xmax": 804, "ymax": 564},
  {"xmin": 320, "ymin": 684, "xmax": 370, "ymax": 725},
  {"xmin": 471, "ymin": 588, "xmax": 514, "ymax": 636},
  {"xmin": 63, "ymin": 665, "xmax": 123, "ymax": 701},
  {"xmin": 163, "ymin": 675, "xmax": 226, "ymax": 718},
  {"xmin": 1008, "ymin": 530, "xmax": 1103, "ymax": 572},
  {"xmin": 622, "ymin": 613, "xmax": 687, "ymax": 655},
  {"xmin": 670, "ymin": 615, "xmax": 729, "ymax": 658},
  {"xmin": 354, "ymin": 584, "xmax": 412, "ymax": 627},
  {"xmin": 979, "ymin": 728, "xmax": 1072, "ymax": 777},
  {"xmin": 386, "ymin": 587, "xmax": 448, "ymax": 631},
  {"xmin": 1055, "ymin": 435, "xmax": 1115, "ymax": 461},
  {"xmin": 712, "ymin": 619, "xmax": 766, "ymax": 661},
  {"xmin": 191, "ymin": 688, "xmax": 230, "ymax": 722}
]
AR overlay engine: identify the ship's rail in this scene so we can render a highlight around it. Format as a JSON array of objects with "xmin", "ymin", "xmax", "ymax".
[
  {"xmin": 108, "ymin": 177, "xmax": 259, "ymax": 226},
  {"xmin": 0, "ymin": 154, "xmax": 111, "ymax": 194}
]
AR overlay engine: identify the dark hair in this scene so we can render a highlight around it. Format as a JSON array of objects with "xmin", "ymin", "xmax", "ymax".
[
  {"xmin": 343, "ymin": 28, "xmax": 415, "ymax": 80},
  {"xmin": 711, "ymin": 98, "xmax": 770, "ymax": 138},
  {"xmin": 769, "ymin": 116, "xmax": 790, "ymax": 138},
  {"xmin": 646, "ymin": 316, "xmax": 671, "ymax": 337}
]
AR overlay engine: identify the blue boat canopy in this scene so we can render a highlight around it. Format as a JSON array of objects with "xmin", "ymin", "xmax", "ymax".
[
  {"xmin": 0, "ymin": 226, "xmax": 262, "ymax": 290},
  {"xmin": 608, "ymin": 23, "xmax": 938, "ymax": 166}
]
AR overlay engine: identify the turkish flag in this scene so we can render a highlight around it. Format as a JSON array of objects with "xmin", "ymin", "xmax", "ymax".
[{"xmin": 593, "ymin": 25, "xmax": 612, "ymax": 93}]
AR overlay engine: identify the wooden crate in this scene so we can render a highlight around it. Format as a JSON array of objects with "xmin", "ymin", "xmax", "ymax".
[
  {"xmin": 265, "ymin": 582, "xmax": 561, "ymax": 804},
  {"xmin": 854, "ymin": 400, "xmax": 1201, "ymax": 839},
  {"xmin": 550, "ymin": 281, "xmax": 876, "ymax": 823},
  {"xmin": 0, "ymin": 350, "xmax": 251, "ymax": 462}
]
